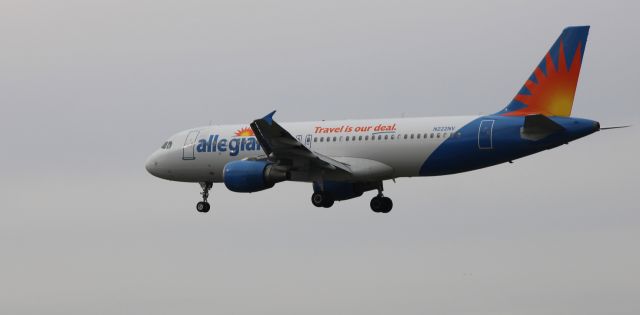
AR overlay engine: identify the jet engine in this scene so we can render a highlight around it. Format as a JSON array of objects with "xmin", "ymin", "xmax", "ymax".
[{"xmin": 223, "ymin": 160, "xmax": 289, "ymax": 193}]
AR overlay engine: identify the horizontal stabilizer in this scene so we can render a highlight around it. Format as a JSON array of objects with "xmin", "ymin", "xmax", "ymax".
[{"xmin": 521, "ymin": 114, "xmax": 565, "ymax": 141}]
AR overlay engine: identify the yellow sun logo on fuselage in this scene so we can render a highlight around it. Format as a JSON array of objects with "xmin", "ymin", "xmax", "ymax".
[{"xmin": 235, "ymin": 127, "xmax": 254, "ymax": 137}]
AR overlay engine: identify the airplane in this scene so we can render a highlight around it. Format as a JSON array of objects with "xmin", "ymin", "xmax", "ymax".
[{"xmin": 145, "ymin": 26, "xmax": 626, "ymax": 213}]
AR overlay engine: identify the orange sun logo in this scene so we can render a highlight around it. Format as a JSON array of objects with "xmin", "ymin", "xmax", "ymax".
[
  {"xmin": 505, "ymin": 41, "xmax": 583, "ymax": 117},
  {"xmin": 235, "ymin": 127, "xmax": 254, "ymax": 137}
]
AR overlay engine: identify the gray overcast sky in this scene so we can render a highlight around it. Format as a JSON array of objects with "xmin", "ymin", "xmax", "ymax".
[{"xmin": 1, "ymin": 0, "xmax": 639, "ymax": 314}]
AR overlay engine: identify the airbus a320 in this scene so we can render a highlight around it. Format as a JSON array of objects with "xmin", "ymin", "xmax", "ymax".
[{"xmin": 145, "ymin": 26, "xmax": 625, "ymax": 213}]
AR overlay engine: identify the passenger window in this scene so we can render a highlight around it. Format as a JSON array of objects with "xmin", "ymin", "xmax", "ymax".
[
  {"xmin": 410, "ymin": 134, "xmax": 414, "ymax": 139},
  {"xmin": 346, "ymin": 136, "xmax": 349, "ymax": 141},
  {"xmin": 314, "ymin": 137, "xmax": 317, "ymax": 142},
  {"xmin": 384, "ymin": 135, "xmax": 388, "ymax": 140},
  {"xmin": 339, "ymin": 136, "xmax": 343, "ymax": 141},
  {"xmin": 365, "ymin": 135, "xmax": 369, "ymax": 140},
  {"xmin": 333, "ymin": 136, "xmax": 337, "ymax": 142},
  {"xmin": 437, "ymin": 133, "xmax": 441, "ymax": 138},
  {"xmin": 404, "ymin": 134, "xmax": 408, "ymax": 139},
  {"xmin": 424, "ymin": 133, "xmax": 428, "ymax": 138},
  {"xmin": 443, "ymin": 133, "xmax": 448, "ymax": 138},
  {"xmin": 417, "ymin": 133, "xmax": 421, "ymax": 139},
  {"xmin": 430, "ymin": 133, "xmax": 434, "ymax": 138},
  {"xmin": 358, "ymin": 135, "xmax": 362, "ymax": 141},
  {"xmin": 351, "ymin": 136, "xmax": 356, "ymax": 141},
  {"xmin": 320, "ymin": 137, "xmax": 324, "ymax": 142}
]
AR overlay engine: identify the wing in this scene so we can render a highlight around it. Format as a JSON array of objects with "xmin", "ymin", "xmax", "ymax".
[{"xmin": 249, "ymin": 111, "xmax": 352, "ymax": 174}]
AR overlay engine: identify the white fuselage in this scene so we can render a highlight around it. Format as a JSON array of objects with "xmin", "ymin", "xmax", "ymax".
[
  {"xmin": 145, "ymin": 116, "xmax": 479, "ymax": 183},
  {"xmin": 144, "ymin": 26, "xmax": 599, "ymax": 212}
]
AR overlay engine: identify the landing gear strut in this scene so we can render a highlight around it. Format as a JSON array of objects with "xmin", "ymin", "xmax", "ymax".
[
  {"xmin": 370, "ymin": 183, "xmax": 392, "ymax": 213},
  {"xmin": 196, "ymin": 182, "xmax": 212, "ymax": 213}
]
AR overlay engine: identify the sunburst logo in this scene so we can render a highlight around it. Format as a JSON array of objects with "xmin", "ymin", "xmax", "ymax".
[
  {"xmin": 235, "ymin": 127, "xmax": 254, "ymax": 137},
  {"xmin": 504, "ymin": 41, "xmax": 583, "ymax": 117}
]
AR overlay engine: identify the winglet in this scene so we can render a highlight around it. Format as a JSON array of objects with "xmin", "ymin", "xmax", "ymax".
[{"xmin": 262, "ymin": 110, "xmax": 277, "ymax": 126}]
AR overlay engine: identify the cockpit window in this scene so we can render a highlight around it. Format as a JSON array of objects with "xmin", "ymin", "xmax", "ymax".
[{"xmin": 160, "ymin": 141, "xmax": 173, "ymax": 149}]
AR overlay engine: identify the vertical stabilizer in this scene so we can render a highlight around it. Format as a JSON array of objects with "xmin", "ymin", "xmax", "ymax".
[{"xmin": 499, "ymin": 26, "xmax": 590, "ymax": 117}]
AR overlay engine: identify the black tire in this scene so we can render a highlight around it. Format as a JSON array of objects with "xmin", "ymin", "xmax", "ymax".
[
  {"xmin": 312, "ymin": 192, "xmax": 335, "ymax": 208},
  {"xmin": 380, "ymin": 197, "xmax": 393, "ymax": 213},
  {"xmin": 311, "ymin": 192, "xmax": 325, "ymax": 207},
  {"xmin": 370, "ymin": 197, "xmax": 384, "ymax": 212},
  {"xmin": 196, "ymin": 201, "xmax": 210, "ymax": 213},
  {"xmin": 322, "ymin": 197, "xmax": 334, "ymax": 208}
]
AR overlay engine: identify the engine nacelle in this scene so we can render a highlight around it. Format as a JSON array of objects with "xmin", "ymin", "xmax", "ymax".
[{"xmin": 223, "ymin": 160, "xmax": 289, "ymax": 193}]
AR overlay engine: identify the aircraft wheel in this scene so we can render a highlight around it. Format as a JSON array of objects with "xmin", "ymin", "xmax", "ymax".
[
  {"xmin": 311, "ymin": 192, "xmax": 325, "ymax": 207},
  {"xmin": 371, "ymin": 196, "xmax": 392, "ymax": 213},
  {"xmin": 381, "ymin": 197, "xmax": 393, "ymax": 213},
  {"xmin": 196, "ymin": 201, "xmax": 210, "ymax": 213},
  {"xmin": 370, "ymin": 196, "xmax": 384, "ymax": 213},
  {"xmin": 322, "ymin": 197, "xmax": 334, "ymax": 208},
  {"xmin": 312, "ymin": 192, "xmax": 334, "ymax": 208}
]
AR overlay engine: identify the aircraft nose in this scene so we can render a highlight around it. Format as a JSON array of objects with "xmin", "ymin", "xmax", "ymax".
[{"xmin": 145, "ymin": 154, "xmax": 160, "ymax": 177}]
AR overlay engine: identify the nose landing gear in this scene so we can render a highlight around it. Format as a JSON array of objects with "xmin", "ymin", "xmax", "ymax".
[{"xmin": 196, "ymin": 182, "xmax": 212, "ymax": 213}]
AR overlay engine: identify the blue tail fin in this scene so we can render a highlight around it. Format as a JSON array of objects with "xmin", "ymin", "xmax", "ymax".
[{"xmin": 498, "ymin": 26, "xmax": 590, "ymax": 117}]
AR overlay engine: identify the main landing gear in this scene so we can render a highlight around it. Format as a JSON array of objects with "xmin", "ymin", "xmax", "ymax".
[
  {"xmin": 370, "ymin": 183, "xmax": 392, "ymax": 213},
  {"xmin": 310, "ymin": 181, "xmax": 393, "ymax": 213},
  {"xmin": 311, "ymin": 192, "xmax": 335, "ymax": 208},
  {"xmin": 196, "ymin": 182, "xmax": 212, "ymax": 213}
]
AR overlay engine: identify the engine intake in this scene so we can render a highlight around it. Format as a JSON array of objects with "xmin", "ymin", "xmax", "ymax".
[{"xmin": 223, "ymin": 160, "xmax": 289, "ymax": 193}]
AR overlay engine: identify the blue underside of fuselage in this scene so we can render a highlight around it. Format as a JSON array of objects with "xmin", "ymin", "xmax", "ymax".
[{"xmin": 419, "ymin": 115, "xmax": 599, "ymax": 176}]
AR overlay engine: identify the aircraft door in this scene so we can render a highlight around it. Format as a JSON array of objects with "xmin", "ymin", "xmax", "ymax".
[
  {"xmin": 478, "ymin": 120, "xmax": 494, "ymax": 149},
  {"xmin": 182, "ymin": 130, "xmax": 200, "ymax": 160},
  {"xmin": 296, "ymin": 134, "xmax": 313, "ymax": 148},
  {"xmin": 305, "ymin": 134, "xmax": 312, "ymax": 148}
]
